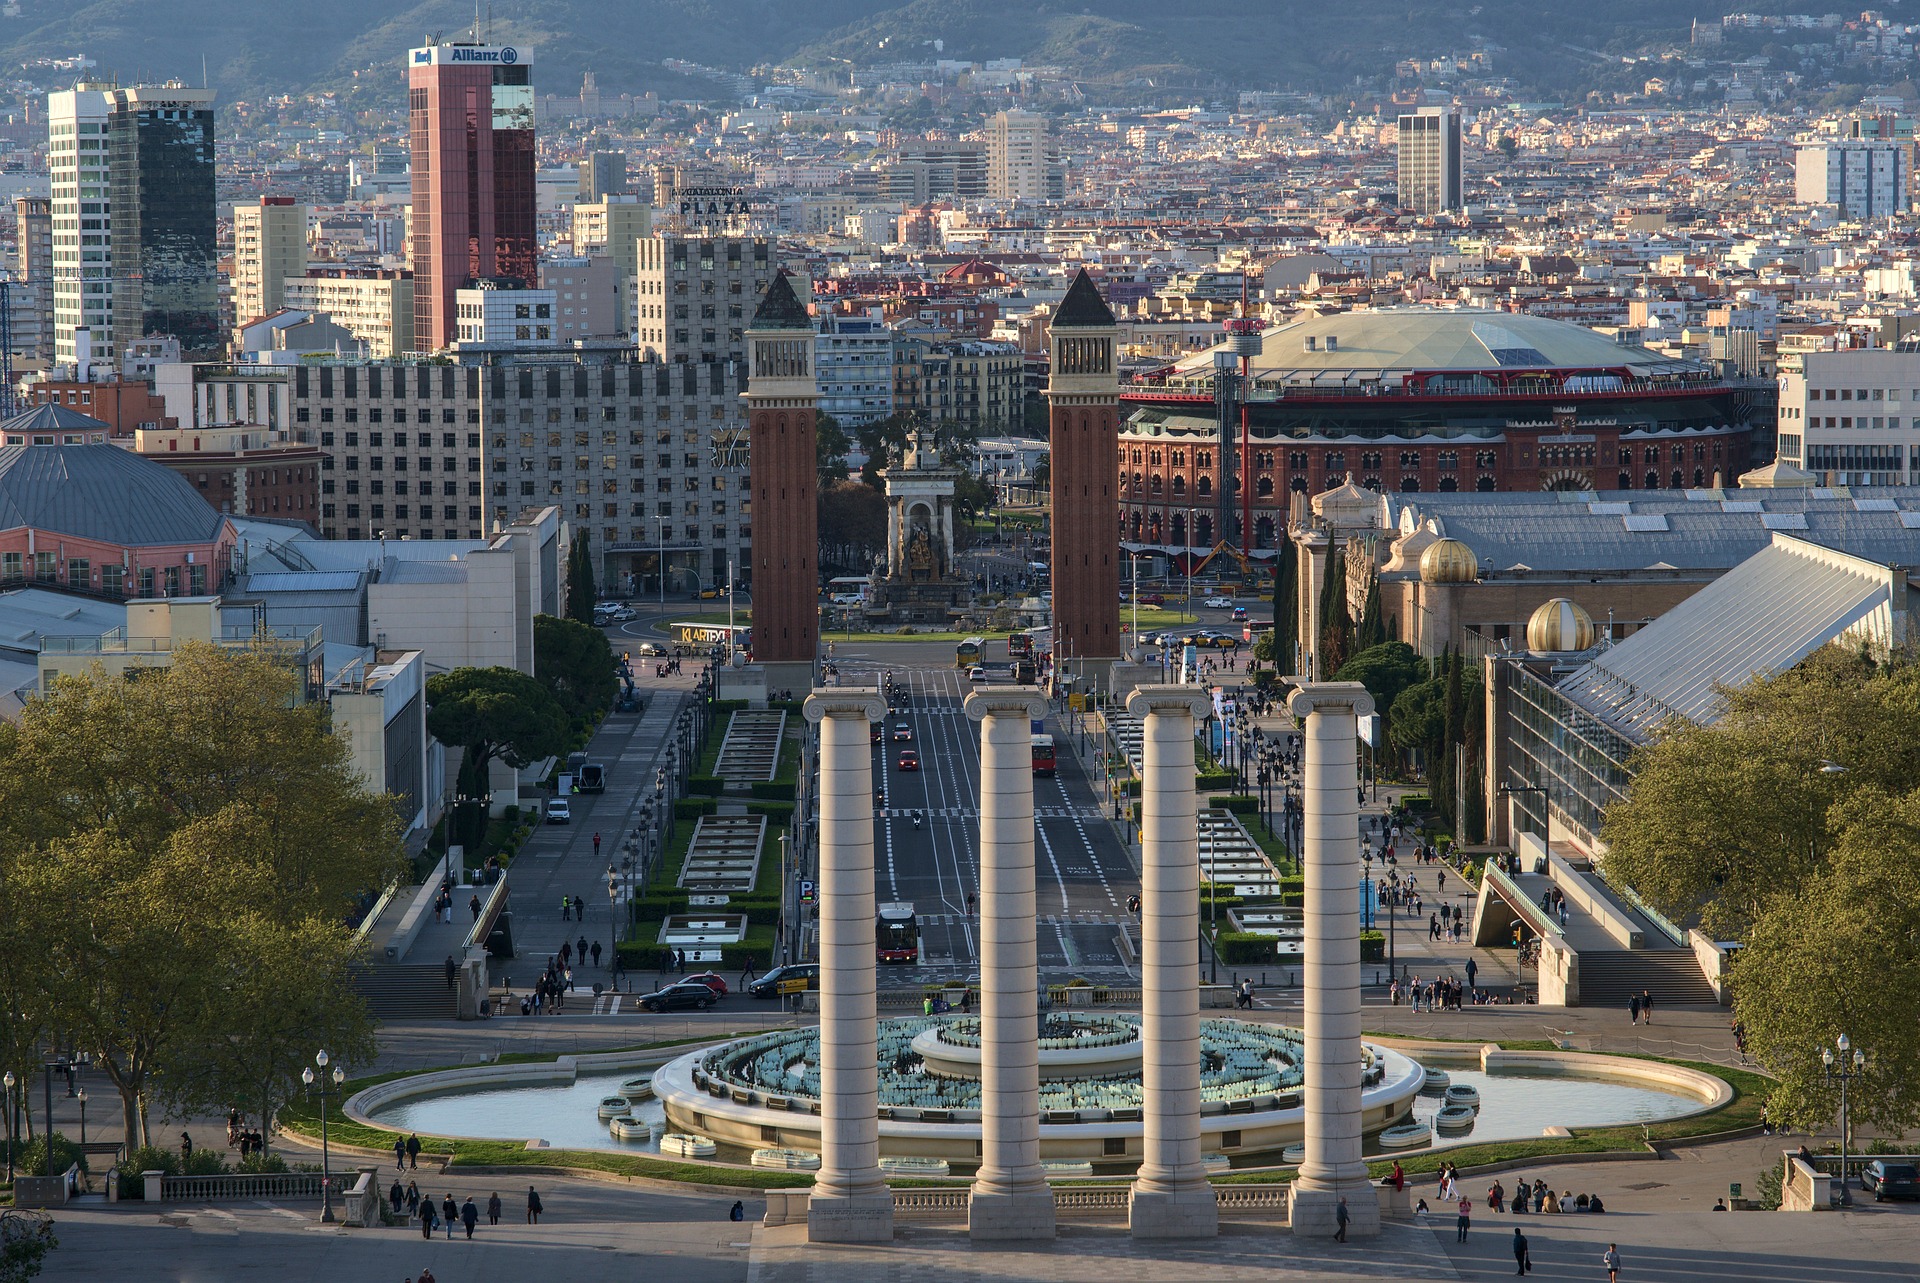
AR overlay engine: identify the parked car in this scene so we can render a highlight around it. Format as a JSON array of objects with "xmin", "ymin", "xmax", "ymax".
[
  {"xmin": 747, "ymin": 962, "xmax": 819, "ymax": 998},
  {"xmin": 545, "ymin": 799, "xmax": 571, "ymax": 824},
  {"xmin": 1204, "ymin": 596, "xmax": 1234, "ymax": 609},
  {"xmin": 1861, "ymin": 1160, "xmax": 1920, "ymax": 1200},
  {"xmin": 897, "ymin": 749, "xmax": 920, "ymax": 772},
  {"xmin": 637, "ymin": 982, "xmax": 716, "ymax": 1012},
  {"xmin": 681, "ymin": 971, "xmax": 730, "ymax": 996}
]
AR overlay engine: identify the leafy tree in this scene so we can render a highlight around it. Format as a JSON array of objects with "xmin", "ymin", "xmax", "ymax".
[
  {"xmin": 815, "ymin": 412, "xmax": 852, "ymax": 485},
  {"xmin": 1388, "ymin": 672, "xmax": 1447, "ymax": 772},
  {"xmin": 534, "ymin": 614, "xmax": 619, "ymax": 726},
  {"xmin": 565, "ymin": 531, "xmax": 598, "ymax": 623},
  {"xmin": 854, "ymin": 412, "xmax": 914, "ymax": 487},
  {"xmin": 818, "ymin": 478, "xmax": 887, "ymax": 568},
  {"xmin": 155, "ymin": 912, "xmax": 376, "ymax": 1146},
  {"xmin": 1335, "ymin": 641, "xmax": 1426, "ymax": 740},
  {"xmin": 952, "ymin": 471, "xmax": 997, "ymax": 529},
  {"xmin": 0, "ymin": 1209, "xmax": 57, "ymax": 1283},
  {"xmin": 426, "ymin": 667, "xmax": 570, "ymax": 797},
  {"xmin": 1030, "ymin": 452, "xmax": 1050, "ymax": 494}
]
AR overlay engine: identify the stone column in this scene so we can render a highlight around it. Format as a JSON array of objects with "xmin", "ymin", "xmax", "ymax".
[
  {"xmin": 965, "ymin": 687, "xmax": 1055, "ymax": 1241},
  {"xmin": 1126, "ymin": 684, "xmax": 1219, "ymax": 1239},
  {"xmin": 1286, "ymin": 680, "xmax": 1380, "ymax": 1239},
  {"xmin": 802, "ymin": 688, "xmax": 893, "ymax": 1243}
]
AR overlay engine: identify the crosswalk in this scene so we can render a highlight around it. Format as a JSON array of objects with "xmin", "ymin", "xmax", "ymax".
[
  {"xmin": 875, "ymin": 805, "xmax": 1100, "ymax": 820},
  {"xmin": 916, "ymin": 911, "xmax": 1131, "ymax": 927}
]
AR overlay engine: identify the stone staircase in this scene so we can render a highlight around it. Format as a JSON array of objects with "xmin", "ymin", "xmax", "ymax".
[
  {"xmin": 350, "ymin": 964, "xmax": 463, "ymax": 1020},
  {"xmin": 1576, "ymin": 948, "xmax": 1719, "ymax": 1008}
]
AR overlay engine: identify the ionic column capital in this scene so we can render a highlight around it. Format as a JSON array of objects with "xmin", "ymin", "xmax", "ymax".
[
  {"xmin": 1286, "ymin": 680, "xmax": 1375, "ymax": 720},
  {"xmin": 804, "ymin": 688, "xmax": 885, "ymax": 724},
  {"xmin": 1125, "ymin": 684, "xmax": 1212, "ymax": 721},
  {"xmin": 964, "ymin": 687, "xmax": 1048, "ymax": 722}
]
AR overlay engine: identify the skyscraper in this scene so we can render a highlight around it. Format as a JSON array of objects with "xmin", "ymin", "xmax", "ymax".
[
  {"xmin": 232, "ymin": 196, "xmax": 309, "ymax": 324},
  {"xmin": 48, "ymin": 79, "xmax": 218, "ymax": 366},
  {"xmin": 407, "ymin": 40, "xmax": 537, "ymax": 354},
  {"xmin": 1396, "ymin": 107, "xmax": 1462, "ymax": 214}
]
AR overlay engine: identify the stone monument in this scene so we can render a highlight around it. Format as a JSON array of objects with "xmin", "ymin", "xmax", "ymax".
[{"xmin": 871, "ymin": 424, "xmax": 973, "ymax": 624}]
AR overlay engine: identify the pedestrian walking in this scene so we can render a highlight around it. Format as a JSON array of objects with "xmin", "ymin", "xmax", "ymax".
[
  {"xmin": 1602, "ymin": 1244, "xmax": 1622, "ymax": 1282},
  {"xmin": 442, "ymin": 1194, "xmax": 457, "ymax": 1239},
  {"xmin": 389, "ymin": 1178, "xmax": 405, "ymax": 1215},
  {"xmin": 1456, "ymin": 1197, "xmax": 1473, "ymax": 1242},
  {"xmin": 1513, "ymin": 1226, "xmax": 1531, "ymax": 1275},
  {"xmin": 1629, "ymin": 994, "xmax": 1641, "ymax": 1025},
  {"xmin": 592, "ymin": 940, "xmax": 604, "ymax": 968},
  {"xmin": 406, "ymin": 1133, "xmax": 422, "ymax": 1169},
  {"xmin": 487, "ymin": 1191, "xmax": 502, "ymax": 1225},
  {"xmin": 1640, "ymin": 989, "xmax": 1653, "ymax": 1024},
  {"xmin": 561, "ymin": 895, "xmax": 572, "ymax": 922},
  {"xmin": 577, "ymin": 934, "xmax": 588, "ymax": 962},
  {"xmin": 419, "ymin": 1199, "xmax": 437, "ymax": 1239},
  {"xmin": 444, "ymin": 954, "xmax": 457, "ymax": 990},
  {"xmin": 560, "ymin": 941, "xmax": 572, "ymax": 966},
  {"xmin": 1335, "ymin": 1196, "xmax": 1350, "ymax": 1242},
  {"xmin": 406, "ymin": 1181, "xmax": 420, "ymax": 1216},
  {"xmin": 526, "ymin": 1184, "xmax": 544, "ymax": 1224},
  {"xmin": 394, "ymin": 1135, "xmax": 407, "ymax": 1170},
  {"xmin": 461, "ymin": 1196, "xmax": 479, "ymax": 1239},
  {"xmin": 593, "ymin": 831, "xmax": 602, "ymax": 856},
  {"xmin": 1466, "ymin": 958, "xmax": 1478, "ymax": 989},
  {"xmin": 469, "ymin": 893, "xmax": 482, "ymax": 921}
]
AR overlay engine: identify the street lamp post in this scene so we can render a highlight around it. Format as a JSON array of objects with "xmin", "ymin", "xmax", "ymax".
[
  {"xmin": 1823, "ymin": 1034, "xmax": 1867, "ymax": 1206},
  {"xmin": 75, "ymin": 1088, "xmax": 86, "ymax": 1146},
  {"xmin": 3, "ymin": 1069, "xmax": 13, "ymax": 1183},
  {"xmin": 302, "ymin": 1051, "xmax": 345, "ymax": 1223},
  {"xmin": 1361, "ymin": 837, "xmax": 1374, "ymax": 932},
  {"xmin": 654, "ymin": 515, "xmax": 671, "ymax": 609}
]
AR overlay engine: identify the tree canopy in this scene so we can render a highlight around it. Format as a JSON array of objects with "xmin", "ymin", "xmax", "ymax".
[
  {"xmin": 425, "ymin": 666, "xmax": 571, "ymax": 780},
  {"xmin": 1600, "ymin": 645, "xmax": 1920, "ymax": 1132},
  {"xmin": 0, "ymin": 644, "xmax": 404, "ymax": 1147},
  {"xmin": 534, "ymin": 613, "xmax": 618, "ymax": 727}
]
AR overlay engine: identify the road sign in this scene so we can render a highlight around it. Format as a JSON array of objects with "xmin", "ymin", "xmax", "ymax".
[
  {"xmin": 1068, "ymin": 694, "xmax": 1086, "ymax": 711},
  {"xmin": 799, "ymin": 880, "xmax": 816, "ymax": 904},
  {"xmin": 778, "ymin": 978, "xmax": 809, "ymax": 995}
]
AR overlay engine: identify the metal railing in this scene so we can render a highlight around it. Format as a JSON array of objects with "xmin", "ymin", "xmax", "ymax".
[
  {"xmin": 462, "ymin": 869, "xmax": 510, "ymax": 952},
  {"xmin": 882, "ymin": 1183, "xmax": 1295, "ymax": 1221}
]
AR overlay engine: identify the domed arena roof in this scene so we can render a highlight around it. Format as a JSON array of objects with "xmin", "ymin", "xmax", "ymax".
[
  {"xmin": 0, "ymin": 405, "xmax": 228, "ymax": 546},
  {"xmin": 1527, "ymin": 598, "xmax": 1597, "ymax": 653},
  {"xmin": 1168, "ymin": 307, "xmax": 1706, "ymax": 385},
  {"xmin": 1419, "ymin": 538, "xmax": 1478, "ymax": 584}
]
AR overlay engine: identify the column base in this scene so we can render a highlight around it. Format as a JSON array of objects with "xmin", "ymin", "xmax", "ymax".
[
  {"xmin": 1127, "ymin": 1184, "xmax": 1219, "ymax": 1239},
  {"xmin": 1289, "ymin": 1180, "xmax": 1381, "ymax": 1240},
  {"xmin": 968, "ymin": 1188, "xmax": 1057, "ymax": 1240},
  {"xmin": 806, "ymin": 1193, "xmax": 894, "ymax": 1243}
]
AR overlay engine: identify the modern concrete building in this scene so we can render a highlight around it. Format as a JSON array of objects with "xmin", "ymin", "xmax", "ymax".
[
  {"xmin": 987, "ymin": 110, "xmax": 1062, "ymax": 202},
  {"xmin": 11, "ymin": 195, "xmax": 52, "ymax": 364},
  {"xmin": 232, "ymin": 196, "xmax": 309, "ymax": 325},
  {"xmin": 577, "ymin": 151, "xmax": 626, "ymax": 202},
  {"xmin": 407, "ymin": 40, "xmax": 538, "ymax": 353},
  {"xmin": 48, "ymin": 79, "xmax": 219, "ymax": 364},
  {"xmin": 815, "ymin": 310, "xmax": 895, "ymax": 426},
  {"xmin": 1046, "ymin": 269, "xmax": 1122, "ymax": 683},
  {"xmin": 634, "ymin": 231, "xmax": 779, "ymax": 365},
  {"xmin": 282, "ymin": 268, "xmax": 415, "ymax": 359},
  {"xmin": 885, "ymin": 139, "xmax": 987, "ymax": 203},
  {"xmin": 1776, "ymin": 346, "xmax": 1920, "ymax": 483},
  {"xmin": 743, "ymin": 273, "xmax": 819, "ymax": 680},
  {"xmin": 1794, "ymin": 138, "xmax": 1910, "ymax": 219},
  {"xmin": 538, "ymin": 255, "xmax": 624, "ymax": 341},
  {"xmin": 1396, "ymin": 107, "xmax": 1462, "ymax": 214},
  {"xmin": 453, "ymin": 281, "xmax": 557, "ymax": 350}
]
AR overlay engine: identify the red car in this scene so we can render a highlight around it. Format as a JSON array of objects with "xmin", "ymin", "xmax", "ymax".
[
  {"xmin": 897, "ymin": 749, "xmax": 920, "ymax": 771},
  {"xmin": 682, "ymin": 971, "xmax": 729, "ymax": 996}
]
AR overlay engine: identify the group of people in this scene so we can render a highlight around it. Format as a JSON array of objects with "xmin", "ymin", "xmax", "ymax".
[
  {"xmin": 519, "ymin": 955, "xmax": 575, "ymax": 1016},
  {"xmin": 557, "ymin": 894, "xmax": 593, "ymax": 922},
  {"xmin": 224, "ymin": 1110, "xmax": 267, "ymax": 1157},
  {"xmin": 1427, "ymin": 902, "xmax": 1468, "ymax": 943},
  {"xmin": 389, "ymin": 1183, "xmax": 542, "ymax": 1240},
  {"xmin": 1538, "ymin": 886, "xmax": 1572, "ymax": 928},
  {"xmin": 1628, "ymin": 990, "xmax": 1657, "ymax": 1025}
]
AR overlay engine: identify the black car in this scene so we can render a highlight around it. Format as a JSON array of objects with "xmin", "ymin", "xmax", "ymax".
[
  {"xmin": 1861, "ymin": 1160, "xmax": 1920, "ymax": 1200},
  {"xmin": 636, "ymin": 982, "xmax": 717, "ymax": 1012},
  {"xmin": 747, "ymin": 962, "xmax": 819, "ymax": 998}
]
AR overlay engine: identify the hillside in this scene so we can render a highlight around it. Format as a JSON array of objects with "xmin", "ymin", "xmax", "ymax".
[{"xmin": 0, "ymin": 0, "xmax": 1803, "ymax": 103}]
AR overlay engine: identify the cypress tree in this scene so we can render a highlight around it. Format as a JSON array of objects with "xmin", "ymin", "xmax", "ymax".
[{"xmin": 1316, "ymin": 541, "xmax": 1352, "ymax": 677}]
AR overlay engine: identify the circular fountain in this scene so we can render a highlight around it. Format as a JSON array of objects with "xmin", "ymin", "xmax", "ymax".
[{"xmin": 652, "ymin": 1014, "xmax": 1426, "ymax": 1168}]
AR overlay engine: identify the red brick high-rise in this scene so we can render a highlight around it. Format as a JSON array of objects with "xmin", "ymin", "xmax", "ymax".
[
  {"xmin": 743, "ymin": 273, "xmax": 819, "ymax": 677},
  {"xmin": 407, "ymin": 40, "xmax": 538, "ymax": 353},
  {"xmin": 1047, "ymin": 269, "xmax": 1122, "ymax": 681}
]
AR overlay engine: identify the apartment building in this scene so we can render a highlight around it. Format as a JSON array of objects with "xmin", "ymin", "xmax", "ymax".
[
  {"xmin": 283, "ymin": 269, "xmax": 415, "ymax": 359},
  {"xmin": 569, "ymin": 198, "xmax": 650, "ymax": 333},
  {"xmin": 1397, "ymin": 107, "xmax": 1463, "ymax": 214},
  {"xmin": 232, "ymin": 197, "xmax": 309, "ymax": 324},
  {"xmin": 986, "ymin": 111, "xmax": 1062, "ymax": 202},
  {"xmin": 1795, "ymin": 139, "xmax": 1910, "ymax": 219},
  {"xmin": 815, "ymin": 310, "xmax": 895, "ymax": 425},
  {"xmin": 633, "ymin": 232, "xmax": 779, "ymax": 364},
  {"xmin": 538, "ymin": 256, "xmax": 624, "ymax": 342}
]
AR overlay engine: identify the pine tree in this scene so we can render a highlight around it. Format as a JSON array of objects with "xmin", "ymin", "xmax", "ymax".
[
  {"xmin": 1356, "ymin": 573, "xmax": 1386, "ymax": 650},
  {"xmin": 566, "ymin": 532, "xmax": 597, "ymax": 623}
]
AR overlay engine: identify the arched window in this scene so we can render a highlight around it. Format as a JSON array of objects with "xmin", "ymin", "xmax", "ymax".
[
  {"xmin": 1130, "ymin": 511, "xmax": 1143, "ymax": 538},
  {"xmin": 1195, "ymin": 451, "xmax": 1212, "ymax": 469},
  {"xmin": 1290, "ymin": 477, "xmax": 1308, "ymax": 493},
  {"xmin": 1289, "ymin": 451, "xmax": 1308, "ymax": 469},
  {"xmin": 1171, "ymin": 475, "xmax": 1186, "ymax": 496},
  {"xmin": 1476, "ymin": 475, "xmax": 1497, "ymax": 492},
  {"xmin": 1693, "ymin": 467, "xmax": 1706, "ymax": 487},
  {"xmin": 1197, "ymin": 476, "xmax": 1213, "ymax": 496},
  {"xmin": 1149, "ymin": 474, "xmax": 1164, "ymax": 496},
  {"xmin": 1400, "ymin": 477, "xmax": 1421, "ymax": 492},
  {"xmin": 1361, "ymin": 451, "xmax": 1382, "ymax": 470},
  {"xmin": 1618, "ymin": 472, "xmax": 1633, "ymax": 490},
  {"xmin": 1196, "ymin": 515, "xmax": 1214, "ymax": 545},
  {"xmin": 1645, "ymin": 471, "xmax": 1659, "ymax": 489},
  {"xmin": 1437, "ymin": 475, "xmax": 1458, "ymax": 492},
  {"xmin": 1255, "ymin": 516, "xmax": 1275, "ymax": 548},
  {"xmin": 1256, "ymin": 475, "xmax": 1274, "ymax": 496},
  {"xmin": 1670, "ymin": 470, "xmax": 1684, "ymax": 488},
  {"xmin": 1362, "ymin": 475, "xmax": 1381, "ymax": 491},
  {"xmin": 1171, "ymin": 513, "xmax": 1187, "ymax": 545}
]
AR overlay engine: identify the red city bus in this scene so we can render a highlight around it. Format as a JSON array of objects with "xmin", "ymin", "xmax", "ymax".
[
  {"xmin": 1031, "ymin": 733, "xmax": 1057, "ymax": 777},
  {"xmin": 877, "ymin": 902, "xmax": 918, "ymax": 964}
]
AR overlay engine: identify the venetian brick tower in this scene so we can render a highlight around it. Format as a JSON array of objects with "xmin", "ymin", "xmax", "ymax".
[
  {"xmin": 1047, "ymin": 269, "xmax": 1122, "ymax": 686},
  {"xmin": 744, "ymin": 272, "xmax": 819, "ymax": 688}
]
